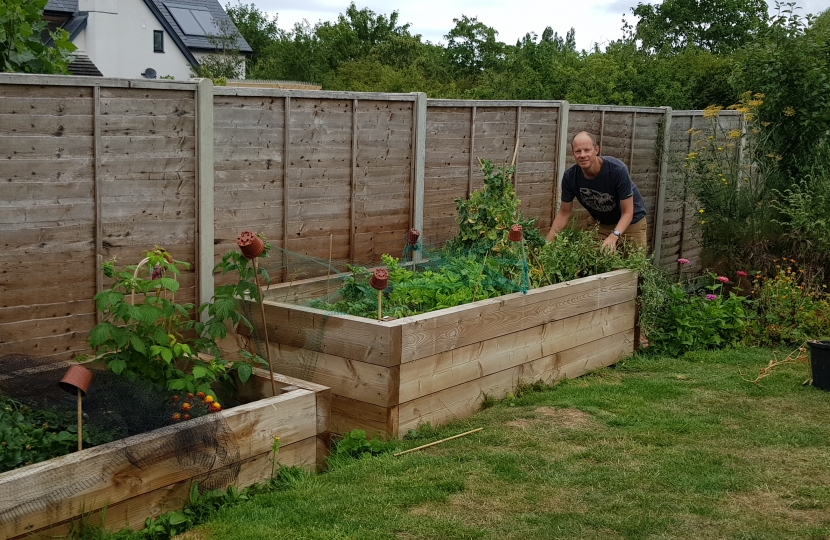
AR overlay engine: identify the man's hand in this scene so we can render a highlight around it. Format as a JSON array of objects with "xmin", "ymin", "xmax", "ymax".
[{"xmin": 601, "ymin": 234, "xmax": 619, "ymax": 254}]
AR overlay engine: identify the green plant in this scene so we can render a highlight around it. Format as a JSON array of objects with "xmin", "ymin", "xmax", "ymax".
[
  {"xmin": 0, "ymin": 0, "xmax": 76, "ymax": 74},
  {"xmin": 332, "ymin": 429, "xmax": 391, "ymax": 459},
  {"xmin": 88, "ymin": 245, "xmax": 268, "ymax": 401},
  {"xmin": 447, "ymin": 159, "xmax": 544, "ymax": 255},
  {"xmin": 0, "ymin": 396, "xmax": 120, "ymax": 473},
  {"xmin": 746, "ymin": 260, "xmax": 830, "ymax": 346},
  {"xmin": 681, "ymin": 92, "xmax": 779, "ymax": 270},
  {"xmin": 647, "ymin": 270, "xmax": 751, "ymax": 356}
]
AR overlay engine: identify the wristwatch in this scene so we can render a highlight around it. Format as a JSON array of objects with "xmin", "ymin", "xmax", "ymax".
[{"xmin": 612, "ymin": 230, "xmax": 621, "ymax": 237}]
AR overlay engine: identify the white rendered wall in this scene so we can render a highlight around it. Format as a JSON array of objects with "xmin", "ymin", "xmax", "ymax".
[
  {"xmin": 192, "ymin": 50, "xmax": 246, "ymax": 79},
  {"xmin": 78, "ymin": 0, "xmax": 193, "ymax": 80}
]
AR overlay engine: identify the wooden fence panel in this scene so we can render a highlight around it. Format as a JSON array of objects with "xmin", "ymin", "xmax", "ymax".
[
  {"xmin": 0, "ymin": 76, "xmax": 200, "ymax": 362},
  {"xmin": 424, "ymin": 101, "xmax": 562, "ymax": 247},
  {"xmin": 212, "ymin": 88, "xmax": 417, "ymax": 283},
  {"xmin": 99, "ymin": 86, "xmax": 198, "ymax": 304},
  {"xmin": 0, "ymin": 83, "xmax": 95, "ymax": 361}
]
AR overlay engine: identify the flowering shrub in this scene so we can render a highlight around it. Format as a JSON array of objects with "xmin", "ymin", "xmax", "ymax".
[
  {"xmin": 645, "ymin": 265, "xmax": 751, "ymax": 356},
  {"xmin": 681, "ymin": 92, "xmax": 781, "ymax": 269},
  {"xmin": 745, "ymin": 259, "xmax": 830, "ymax": 346}
]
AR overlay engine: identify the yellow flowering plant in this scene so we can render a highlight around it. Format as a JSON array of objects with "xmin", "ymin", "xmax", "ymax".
[{"xmin": 681, "ymin": 92, "xmax": 783, "ymax": 269}]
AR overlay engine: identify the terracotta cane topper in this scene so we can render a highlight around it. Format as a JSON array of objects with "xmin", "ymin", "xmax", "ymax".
[
  {"xmin": 508, "ymin": 224, "xmax": 523, "ymax": 242},
  {"xmin": 236, "ymin": 230, "xmax": 265, "ymax": 259},
  {"xmin": 59, "ymin": 365, "xmax": 93, "ymax": 397},
  {"xmin": 405, "ymin": 228, "xmax": 421, "ymax": 245},
  {"xmin": 369, "ymin": 268, "xmax": 389, "ymax": 290}
]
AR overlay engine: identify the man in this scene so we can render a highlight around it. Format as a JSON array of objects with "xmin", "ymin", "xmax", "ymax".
[{"xmin": 546, "ymin": 131, "xmax": 647, "ymax": 253}]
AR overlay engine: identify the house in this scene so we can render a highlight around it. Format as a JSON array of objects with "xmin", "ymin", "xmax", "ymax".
[{"xmin": 43, "ymin": 0, "xmax": 252, "ymax": 80}]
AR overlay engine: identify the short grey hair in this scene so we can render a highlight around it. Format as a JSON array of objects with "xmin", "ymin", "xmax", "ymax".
[{"xmin": 571, "ymin": 131, "xmax": 599, "ymax": 147}]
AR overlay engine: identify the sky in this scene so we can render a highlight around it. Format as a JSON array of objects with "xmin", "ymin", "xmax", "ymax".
[{"xmin": 245, "ymin": 0, "xmax": 827, "ymax": 52}]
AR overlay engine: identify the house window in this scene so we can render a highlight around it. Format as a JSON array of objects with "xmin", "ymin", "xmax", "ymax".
[{"xmin": 154, "ymin": 30, "xmax": 164, "ymax": 52}]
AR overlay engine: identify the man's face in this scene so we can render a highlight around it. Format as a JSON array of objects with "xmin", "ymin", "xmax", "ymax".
[{"xmin": 572, "ymin": 135, "xmax": 600, "ymax": 172}]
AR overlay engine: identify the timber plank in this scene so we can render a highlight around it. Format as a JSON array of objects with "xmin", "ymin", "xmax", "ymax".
[
  {"xmin": 256, "ymin": 301, "xmax": 397, "ymax": 367},
  {"xmin": 20, "ymin": 438, "xmax": 319, "ymax": 540},
  {"xmin": 264, "ymin": 343, "xmax": 395, "ymax": 407},
  {"xmin": 399, "ymin": 300, "xmax": 635, "ymax": 402},
  {"xmin": 396, "ymin": 270, "xmax": 637, "ymax": 362},
  {"xmin": 330, "ymin": 394, "xmax": 394, "ymax": 438},
  {"xmin": 0, "ymin": 390, "xmax": 317, "ymax": 540},
  {"xmin": 397, "ymin": 329, "xmax": 634, "ymax": 436}
]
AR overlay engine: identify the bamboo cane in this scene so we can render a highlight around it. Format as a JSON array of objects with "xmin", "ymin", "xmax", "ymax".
[
  {"xmin": 393, "ymin": 428, "xmax": 483, "ymax": 457},
  {"xmin": 253, "ymin": 257, "xmax": 277, "ymax": 397},
  {"xmin": 326, "ymin": 232, "xmax": 333, "ymax": 295},
  {"xmin": 377, "ymin": 289, "xmax": 382, "ymax": 321},
  {"xmin": 77, "ymin": 388, "xmax": 83, "ymax": 451}
]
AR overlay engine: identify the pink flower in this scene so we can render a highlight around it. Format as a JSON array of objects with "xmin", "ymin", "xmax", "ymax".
[
  {"xmin": 736, "ymin": 270, "xmax": 748, "ymax": 277},
  {"xmin": 705, "ymin": 294, "xmax": 717, "ymax": 300},
  {"xmin": 717, "ymin": 276, "xmax": 729, "ymax": 283},
  {"xmin": 678, "ymin": 258, "xmax": 690, "ymax": 265}
]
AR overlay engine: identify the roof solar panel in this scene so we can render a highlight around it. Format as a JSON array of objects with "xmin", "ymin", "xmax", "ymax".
[
  {"xmin": 167, "ymin": 6, "xmax": 205, "ymax": 36},
  {"xmin": 191, "ymin": 9, "xmax": 220, "ymax": 36}
]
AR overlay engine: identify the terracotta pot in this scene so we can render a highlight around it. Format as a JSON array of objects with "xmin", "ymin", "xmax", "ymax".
[
  {"xmin": 59, "ymin": 365, "xmax": 93, "ymax": 397},
  {"xmin": 508, "ymin": 224, "xmax": 523, "ymax": 242},
  {"xmin": 369, "ymin": 268, "xmax": 389, "ymax": 290},
  {"xmin": 405, "ymin": 228, "xmax": 421, "ymax": 245},
  {"xmin": 237, "ymin": 230, "xmax": 265, "ymax": 259}
]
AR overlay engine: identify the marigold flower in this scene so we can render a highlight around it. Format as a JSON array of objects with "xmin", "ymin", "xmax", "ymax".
[
  {"xmin": 706, "ymin": 294, "xmax": 717, "ymax": 301},
  {"xmin": 183, "ymin": 414, "xmax": 191, "ymax": 421},
  {"xmin": 171, "ymin": 395, "xmax": 179, "ymax": 402},
  {"xmin": 678, "ymin": 258, "xmax": 691, "ymax": 265},
  {"xmin": 717, "ymin": 276, "xmax": 729, "ymax": 283},
  {"xmin": 196, "ymin": 392, "xmax": 206, "ymax": 399},
  {"xmin": 784, "ymin": 106, "xmax": 796, "ymax": 117},
  {"xmin": 172, "ymin": 413, "xmax": 181, "ymax": 421},
  {"xmin": 209, "ymin": 402, "xmax": 222, "ymax": 412},
  {"xmin": 699, "ymin": 209, "xmax": 704, "ymax": 214},
  {"xmin": 737, "ymin": 271, "xmax": 748, "ymax": 277},
  {"xmin": 181, "ymin": 402, "xmax": 191, "ymax": 412},
  {"xmin": 204, "ymin": 395, "xmax": 214, "ymax": 403}
]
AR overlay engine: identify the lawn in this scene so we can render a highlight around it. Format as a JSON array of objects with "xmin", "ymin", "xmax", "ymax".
[{"xmin": 176, "ymin": 347, "xmax": 830, "ymax": 540}]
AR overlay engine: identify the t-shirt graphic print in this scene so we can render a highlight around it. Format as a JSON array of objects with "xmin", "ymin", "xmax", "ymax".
[{"xmin": 578, "ymin": 188, "xmax": 618, "ymax": 213}]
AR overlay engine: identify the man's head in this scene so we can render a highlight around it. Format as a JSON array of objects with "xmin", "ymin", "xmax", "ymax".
[{"xmin": 571, "ymin": 131, "xmax": 600, "ymax": 173}]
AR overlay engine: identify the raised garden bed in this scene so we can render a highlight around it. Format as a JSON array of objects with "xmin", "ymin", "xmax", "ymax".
[
  {"xmin": 248, "ymin": 268, "xmax": 637, "ymax": 438},
  {"xmin": 0, "ymin": 368, "xmax": 330, "ymax": 540}
]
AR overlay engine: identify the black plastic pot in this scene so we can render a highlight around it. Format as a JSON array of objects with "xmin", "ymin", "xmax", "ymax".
[{"xmin": 808, "ymin": 340, "xmax": 830, "ymax": 391}]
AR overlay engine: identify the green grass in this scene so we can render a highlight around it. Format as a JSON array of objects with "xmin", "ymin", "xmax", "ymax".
[{"xmin": 176, "ymin": 348, "xmax": 830, "ymax": 539}]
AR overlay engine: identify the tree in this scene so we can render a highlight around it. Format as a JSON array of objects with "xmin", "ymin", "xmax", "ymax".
[
  {"xmin": 730, "ymin": 3, "xmax": 830, "ymax": 179},
  {"xmin": 629, "ymin": 0, "xmax": 768, "ymax": 54},
  {"xmin": 444, "ymin": 16, "xmax": 503, "ymax": 77},
  {"xmin": 0, "ymin": 0, "xmax": 76, "ymax": 74},
  {"xmin": 225, "ymin": 2, "xmax": 278, "ymax": 66}
]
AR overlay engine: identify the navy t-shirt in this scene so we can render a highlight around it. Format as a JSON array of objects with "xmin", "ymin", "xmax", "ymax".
[{"xmin": 561, "ymin": 156, "xmax": 646, "ymax": 226}]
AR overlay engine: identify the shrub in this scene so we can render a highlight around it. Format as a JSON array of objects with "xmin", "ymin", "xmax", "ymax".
[
  {"xmin": 645, "ymin": 268, "xmax": 751, "ymax": 356},
  {"xmin": 746, "ymin": 260, "xmax": 830, "ymax": 346}
]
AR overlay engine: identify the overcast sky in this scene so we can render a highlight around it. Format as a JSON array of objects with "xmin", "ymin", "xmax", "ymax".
[{"xmin": 245, "ymin": 0, "xmax": 826, "ymax": 52}]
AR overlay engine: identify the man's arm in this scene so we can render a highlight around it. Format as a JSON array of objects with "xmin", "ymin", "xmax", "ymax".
[
  {"xmin": 601, "ymin": 197, "xmax": 634, "ymax": 253},
  {"xmin": 546, "ymin": 201, "xmax": 573, "ymax": 243}
]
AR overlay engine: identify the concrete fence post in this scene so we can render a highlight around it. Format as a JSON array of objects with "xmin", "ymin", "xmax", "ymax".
[{"xmin": 195, "ymin": 78, "xmax": 214, "ymax": 316}]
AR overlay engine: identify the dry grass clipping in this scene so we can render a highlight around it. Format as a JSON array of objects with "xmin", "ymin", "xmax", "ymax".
[{"xmin": 741, "ymin": 343, "xmax": 811, "ymax": 385}]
